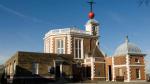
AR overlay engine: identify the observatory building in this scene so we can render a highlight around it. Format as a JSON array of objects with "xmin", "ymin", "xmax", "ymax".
[{"xmin": 4, "ymin": 0, "xmax": 146, "ymax": 83}]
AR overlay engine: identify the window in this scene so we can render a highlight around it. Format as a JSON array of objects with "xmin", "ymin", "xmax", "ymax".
[
  {"xmin": 74, "ymin": 39, "xmax": 83, "ymax": 59},
  {"xmin": 136, "ymin": 69, "xmax": 141, "ymax": 79},
  {"xmin": 119, "ymin": 68, "xmax": 123, "ymax": 76},
  {"xmin": 32, "ymin": 63, "xmax": 39, "ymax": 74},
  {"xmin": 97, "ymin": 68, "xmax": 100, "ymax": 76},
  {"xmin": 10, "ymin": 63, "xmax": 13, "ymax": 74},
  {"xmin": 56, "ymin": 39, "xmax": 64, "ymax": 54},
  {"xmin": 48, "ymin": 66, "xmax": 54, "ymax": 74},
  {"xmin": 135, "ymin": 58, "xmax": 140, "ymax": 63},
  {"xmin": 13, "ymin": 61, "xmax": 16, "ymax": 74}
]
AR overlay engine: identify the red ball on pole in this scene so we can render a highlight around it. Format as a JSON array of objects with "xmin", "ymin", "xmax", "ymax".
[{"xmin": 88, "ymin": 12, "xmax": 95, "ymax": 19}]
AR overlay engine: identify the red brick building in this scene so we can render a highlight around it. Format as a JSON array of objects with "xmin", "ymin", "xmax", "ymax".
[{"xmin": 106, "ymin": 37, "xmax": 146, "ymax": 82}]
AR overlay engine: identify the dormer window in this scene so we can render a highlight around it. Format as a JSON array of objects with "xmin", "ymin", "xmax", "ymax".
[{"xmin": 135, "ymin": 58, "xmax": 140, "ymax": 63}]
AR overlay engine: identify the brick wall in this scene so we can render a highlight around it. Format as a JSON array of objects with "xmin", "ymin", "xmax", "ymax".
[
  {"xmin": 130, "ymin": 66, "xmax": 145, "ymax": 80},
  {"xmin": 94, "ymin": 63, "xmax": 106, "ymax": 80},
  {"xmin": 114, "ymin": 56, "xmax": 126, "ymax": 65},
  {"xmin": 114, "ymin": 67, "xmax": 127, "ymax": 80},
  {"xmin": 130, "ymin": 56, "xmax": 144, "ymax": 65}
]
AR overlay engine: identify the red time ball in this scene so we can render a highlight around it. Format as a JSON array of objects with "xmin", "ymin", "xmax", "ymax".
[{"xmin": 88, "ymin": 12, "xmax": 95, "ymax": 19}]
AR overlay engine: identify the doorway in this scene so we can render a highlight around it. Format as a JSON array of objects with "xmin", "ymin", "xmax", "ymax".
[
  {"xmin": 108, "ymin": 65, "xmax": 112, "ymax": 81},
  {"xmin": 56, "ymin": 66, "xmax": 60, "ymax": 78}
]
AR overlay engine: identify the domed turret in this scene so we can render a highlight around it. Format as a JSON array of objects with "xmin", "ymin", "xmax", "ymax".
[
  {"xmin": 85, "ymin": 0, "xmax": 99, "ymax": 36},
  {"xmin": 114, "ymin": 36, "xmax": 143, "ymax": 56}
]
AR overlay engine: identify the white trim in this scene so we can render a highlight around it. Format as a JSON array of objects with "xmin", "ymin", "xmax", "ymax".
[
  {"xmin": 113, "ymin": 64, "xmax": 145, "ymax": 67},
  {"xmin": 36, "ymin": 63, "xmax": 39, "ymax": 75},
  {"xmin": 107, "ymin": 69, "xmax": 109, "ymax": 81},
  {"xmin": 60, "ymin": 64, "xmax": 63, "ymax": 77},
  {"xmin": 50, "ymin": 37, "xmax": 53, "ymax": 53},
  {"xmin": 139, "ymin": 69, "xmax": 141, "ymax": 79},
  {"xmin": 44, "ymin": 40, "xmax": 46, "ymax": 52},
  {"xmin": 81, "ymin": 38, "xmax": 84, "ymax": 59},
  {"xmin": 53, "ymin": 60, "xmax": 56, "ymax": 77},
  {"xmin": 126, "ymin": 54, "xmax": 130, "ymax": 82},
  {"xmin": 32, "ymin": 63, "xmax": 39, "ymax": 75},
  {"xmin": 112, "ymin": 57, "xmax": 115, "ymax": 81},
  {"xmin": 130, "ymin": 65, "xmax": 145, "ymax": 66},
  {"xmin": 94, "ymin": 77, "xmax": 106, "ymax": 78},
  {"xmin": 48, "ymin": 39, "xmax": 50, "ymax": 53},
  {"xmin": 83, "ymin": 62, "xmax": 91, "ymax": 64},
  {"xmin": 44, "ymin": 28, "xmax": 90, "ymax": 38},
  {"xmin": 91, "ymin": 57, "xmax": 94, "ymax": 80},
  {"xmin": 93, "ymin": 62, "xmax": 106, "ymax": 63},
  {"xmin": 67, "ymin": 35, "xmax": 71, "ymax": 54},
  {"xmin": 114, "ymin": 65, "xmax": 127, "ymax": 67},
  {"xmin": 119, "ymin": 68, "xmax": 123, "ymax": 76},
  {"xmin": 125, "ymin": 80, "xmax": 146, "ymax": 82},
  {"xmin": 136, "ymin": 69, "xmax": 141, "ymax": 79}
]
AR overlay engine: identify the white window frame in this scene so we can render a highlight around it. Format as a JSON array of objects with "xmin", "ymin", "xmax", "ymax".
[
  {"xmin": 136, "ymin": 69, "xmax": 141, "ymax": 79},
  {"xmin": 74, "ymin": 38, "xmax": 83, "ymax": 59},
  {"xmin": 10, "ymin": 63, "xmax": 13, "ymax": 74},
  {"xmin": 55, "ymin": 39, "xmax": 64, "ymax": 54},
  {"xmin": 119, "ymin": 68, "xmax": 123, "ymax": 76},
  {"xmin": 48, "ymin": 66, "xmax": 51, "ymax": 73},
  {"xmin": 135, "ymin": 58, "xmax": 140, "ymax": 63},
  {"xmin": 32, "ymin": 63, "xmax": 39, "ymax": 75},
  {"xmin": 13, "ymin": 61, "xmax": 16, "ymax": 74}
]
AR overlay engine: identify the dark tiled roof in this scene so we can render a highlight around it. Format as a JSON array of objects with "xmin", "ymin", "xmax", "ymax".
[{"xmin": 90, "ymin": 47, "xmax": 104, "ymax": 57}]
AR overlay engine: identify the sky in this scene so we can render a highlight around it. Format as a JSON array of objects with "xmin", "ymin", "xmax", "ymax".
[{"xmin": 0, "ymin": 0, "xmax": 150, "ymax": 72}]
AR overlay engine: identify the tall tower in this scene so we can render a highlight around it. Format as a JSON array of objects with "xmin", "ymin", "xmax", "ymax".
[{"xmin": 85, "ymin": 0, "xmax": 99, "ymax": 36}]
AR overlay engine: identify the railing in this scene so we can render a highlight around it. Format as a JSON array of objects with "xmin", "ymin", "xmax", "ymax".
[{"xmin": 45, "ymin": 28, "xmax": 90, "ymax": 38}]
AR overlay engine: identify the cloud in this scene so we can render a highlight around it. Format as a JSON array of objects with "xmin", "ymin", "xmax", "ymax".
[
  {"xmin": 0, "ymin": 4, "xmax": 49, "ymax": 24},
  {"xmin": 107, "ymin": 11, "xmax": 124, "ymax": 24}
]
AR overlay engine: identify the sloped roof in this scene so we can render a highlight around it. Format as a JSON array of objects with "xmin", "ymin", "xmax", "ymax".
[{"xmin": 90, "ymin": 46, "xmax": 105, "ymax": 57}]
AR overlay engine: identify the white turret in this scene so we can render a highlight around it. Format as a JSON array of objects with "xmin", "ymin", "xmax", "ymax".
[{"xmin": 85, "ymin": 19, "xmax": 99, "ymax": 36}]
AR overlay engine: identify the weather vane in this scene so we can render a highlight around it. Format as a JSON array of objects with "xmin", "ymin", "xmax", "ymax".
[
  {"xmin": 88, "ymin": 0, "xmax": 95, "ymax": 12},
  {"xmin": 88, "ymin": 0, "xmax": 95, "ymax": 19}
]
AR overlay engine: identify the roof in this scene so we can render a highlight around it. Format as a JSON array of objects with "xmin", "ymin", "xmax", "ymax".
[
  {"xmin": 90, "ymin": 46, "xmax": 104, "ymax": 57},
  {"xmin": 114, "ymin": 37, "xmax": 145, "ymax": 56},
  {"xmin": 86, "ymin": 19, "xmax": 99, "ymax": 25},
  {"xmin": 5, "ymin": 51, "xmax": 74, "ymax": 65},
  {"xmin": 44, "ymin": 27, "xmax": 91, "ymax": 38}
]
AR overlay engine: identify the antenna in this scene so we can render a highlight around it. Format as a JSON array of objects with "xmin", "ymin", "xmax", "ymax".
[{"xmin": 88, "ymin": 0, "xmax": 95, "ymax": 12}]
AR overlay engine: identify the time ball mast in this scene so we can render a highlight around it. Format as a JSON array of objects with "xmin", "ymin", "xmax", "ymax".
[{"xmin": 88, "ymin": 0, "xmax": 95, "ymax": 19}]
